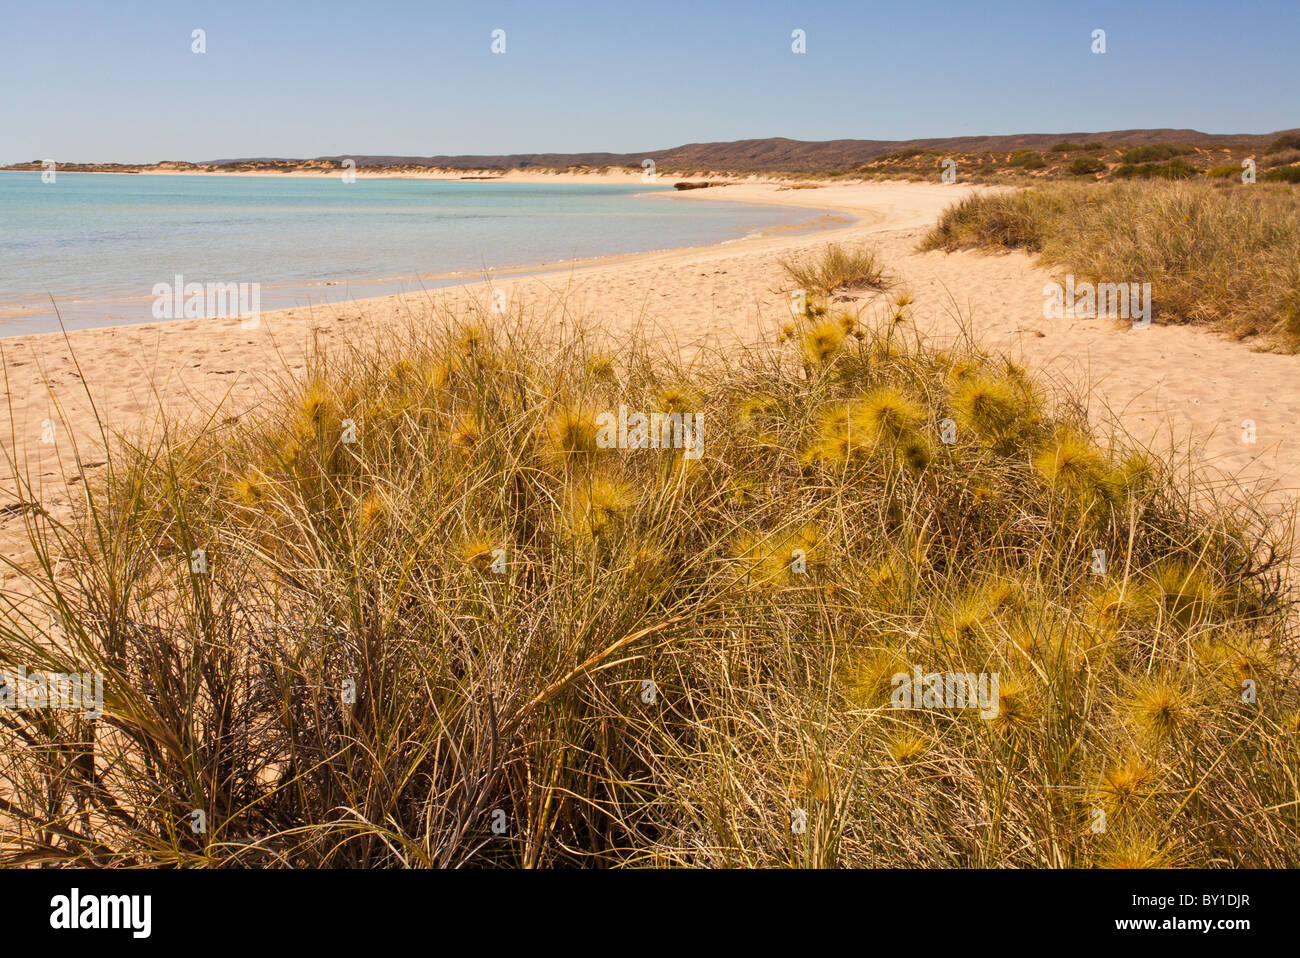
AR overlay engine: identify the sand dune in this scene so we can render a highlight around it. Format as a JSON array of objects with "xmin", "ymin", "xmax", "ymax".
[{"xmin": 2, "ymin": 180, "xmax": 1296, "ymax": 575}]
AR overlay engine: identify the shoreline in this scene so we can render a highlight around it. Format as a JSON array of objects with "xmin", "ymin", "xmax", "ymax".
[
  {"xmin": 0, "ymin": 167, "xmax": 752, "ymax": 185},
  {"xmin": 0, "ymin": 176, "xmax": 847, "ymax": 337}
]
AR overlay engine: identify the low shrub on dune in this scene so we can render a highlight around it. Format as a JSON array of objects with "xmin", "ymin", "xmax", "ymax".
[
  {"xmin": 1, "ymin": 294, "xmax": 1296, "ymax": 867},
  {"xmin": 1261, "ymin": 149, "xmax": 1300, "ymax": 170},
  {"xmin": 1010, "ymin": 149, "xmax": 1046, "ymax": 169},
  {"xmin": 781, "ymin": 243, "xmax": 892, "ymax": 297},
  {"xmin": 1265, "ymin": 133, "xmax": 1300, "ymax": 154},
  {"xmin": 1112, "ymin": 158, "xmax": 1200, "ymax": 180},
  {"xmin": 922, "ymin": 179, "xmax": 1300, "ymax": 348},
  {"xmin": 1263, "ymin": 165, "xmax": 1300, "ymax": 184},
  {"xmin": 1119, "ymin": 144, "xmax": 1197, "ymax": 164},
  {"xmin": 1069, "ymin": 156, "xmax": 1106, "ymax": 176}
]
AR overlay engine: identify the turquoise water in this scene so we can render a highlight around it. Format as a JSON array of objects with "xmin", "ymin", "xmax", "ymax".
[{"xmin": 0, "ymin": 172, "xmax": 818, "ymax": 336}]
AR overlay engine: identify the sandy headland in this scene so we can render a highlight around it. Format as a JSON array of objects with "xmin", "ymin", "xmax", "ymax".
[{"xmin": 2, "ymin": 178, "xmax": 1297, "ymax": 574}]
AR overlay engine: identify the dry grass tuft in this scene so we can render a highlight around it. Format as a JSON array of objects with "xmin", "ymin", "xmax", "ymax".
[{"xmin": 783, "ymin": 243, "xmax": 892, "ymax": 297}]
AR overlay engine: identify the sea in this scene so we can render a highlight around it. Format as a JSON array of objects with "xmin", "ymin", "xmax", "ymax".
[{"xmin": 0, "ymin": 171, "xmax": 820, "ymax": 336}]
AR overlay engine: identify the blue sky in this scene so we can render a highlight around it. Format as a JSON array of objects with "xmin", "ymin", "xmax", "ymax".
[{"xmin": 1, "ymin": 0, "xmax": 1296, "ymax": 164}]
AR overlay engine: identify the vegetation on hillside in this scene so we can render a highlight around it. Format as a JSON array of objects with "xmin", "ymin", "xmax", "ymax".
[{"xmin": 845, "ymin": 134, "xmax": 1300, "ymax": 186}]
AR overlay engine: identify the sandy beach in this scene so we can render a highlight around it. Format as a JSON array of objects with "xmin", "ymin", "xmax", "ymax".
[{"xmin": 3, "ymin": 177, "xmax": 1297, "ymax": 572}]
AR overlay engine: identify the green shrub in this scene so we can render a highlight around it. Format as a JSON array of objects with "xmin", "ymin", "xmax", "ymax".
[
  {"xmin": 1113, "ymin": 159, "xmax": 1200, "ymax": 180},
  {"xmin": 1010, "ymin": 149, "xmax": 1044, "ymax": 167},
  {"xmin": 1265, "ymin": 133, "xmax": 1300, "ymax": 154},
  {"xmin": 1207, "ymin": 164, "xmax": 1242, "ymax": 178},
  {"xmin": 1120, "ymin": 144, "xmax": 1196, "ymax": 164},
  {"xmin": 1069, "ymin": 156, "xmax": 1106, "ymax": 176},
  {"xmin": 1049, "ymin": 141, "xmax": 1085, "ymax": 153},
  {"xmin": 1262, "ymin": 165, "xmax": 1300, "ymax": 183}
]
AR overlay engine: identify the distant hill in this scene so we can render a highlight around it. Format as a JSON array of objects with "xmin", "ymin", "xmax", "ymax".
[
  {"xmin": 203, "ymin": 129, "xmax": 1300, "ymax": 173},
  {"xmin": 8, "ymin": 129, "xmax": 1298, "ymax": 177}
]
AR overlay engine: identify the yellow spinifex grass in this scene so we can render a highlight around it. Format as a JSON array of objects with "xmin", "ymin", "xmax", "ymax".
[
  {"xmin": 801, "ymin": 320, "xmax": 846, "ymax": 366},
  {"xmin": 782, "ymin": 242, "xmax": 892, "ymax": 297},
  {"xmin": 0, "ymin": 294, "xmax": 1296, "ymax": 868},
  {"xmin": 922, "ymin": 178, "xmax": 1300, "ymax": 349}
]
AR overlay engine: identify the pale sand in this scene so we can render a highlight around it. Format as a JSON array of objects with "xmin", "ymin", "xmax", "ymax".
[{"xmin": 3, "ymin": 179, "xmax": 1297, "ymax": 578}]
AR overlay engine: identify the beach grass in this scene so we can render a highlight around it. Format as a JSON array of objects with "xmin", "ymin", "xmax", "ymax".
[
  {"xmin": 921, "ymin": 180, "xmax": 1300, "ymax": 347},
  {"xmin": 781, "ymin": 243, "xmax": 891, "ymax": 297},
  {"xmin": 1, "ymin": 289, "xmax": 1296, "ymax": 867}
]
